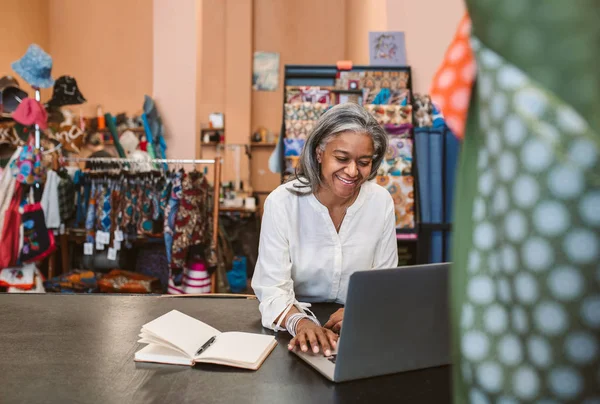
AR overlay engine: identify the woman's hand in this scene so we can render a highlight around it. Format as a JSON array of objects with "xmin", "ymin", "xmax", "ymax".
[
  {"xmin": 288, "ymin": 319, "xmax": 338, "ymax": 356},
  {"xmin": 323, "ymin": 308, "xmax": 344, "ymax": 333}
]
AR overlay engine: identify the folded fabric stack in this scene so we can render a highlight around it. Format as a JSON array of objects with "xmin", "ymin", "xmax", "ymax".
[
  {"xmin": 43, "ymin": 269, "xmax": 98, "ymax": 294},
  {"xmin": 282, "ymin": 86, "xmax": 334, "ymax": 178}
]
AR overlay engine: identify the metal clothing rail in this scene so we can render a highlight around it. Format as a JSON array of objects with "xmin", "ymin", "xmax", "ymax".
[
  {"xmin": 60, "ymin": 156, "xmax": 222, "ymax": 294},
  {"xmin": 62, "ymin": 157, "xmax": 217, "ymax": 164}
]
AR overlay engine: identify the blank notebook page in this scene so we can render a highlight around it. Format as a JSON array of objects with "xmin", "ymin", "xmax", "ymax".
[
  {"xmin": 142, "ymin": 310, "xmax": 220, "ymax": 358},
  {"xmin": 196, "ymin": 332, "xmax": 274, "ymax": 364}
]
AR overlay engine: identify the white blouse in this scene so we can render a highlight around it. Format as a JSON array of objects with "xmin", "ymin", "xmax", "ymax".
[{"xmin": 251, "ymin": 179, "xmax": 399, "ymax": 331}]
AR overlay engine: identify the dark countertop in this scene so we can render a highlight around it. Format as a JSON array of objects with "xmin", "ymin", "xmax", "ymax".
[{"xmin": 0, "ymin": 294, "xmax": 451, "ymax": 404}]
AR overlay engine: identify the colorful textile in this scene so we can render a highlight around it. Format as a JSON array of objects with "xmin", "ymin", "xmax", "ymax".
[
  {"xmin": 376, "ymin": 175, "xmax": 415, "ymax": 229},
  {"xmin": 20, "ymin": 201, "xmax": 56, "ymax": 263},
  {"xmin": 365, "ymin": 105, "xmax": 412, "ymax": 126},
  {"xmin": 285, "ymin": 86, "xmax": 332, "ymax": 104},
  {"xmin": 0, "ymin": 264, "xmax": 36, "ymax": 290},
  {"xmin": 284, "ymin": 102, "xmax": 328, "ymax": 121},
  {"xmin": 168, "ymin": 260, "xmax": 211, "ymax": 295},
  {"xmin": 43, "ymin": 270, "xmax": 98, "ymax": 293},
  {"xmin": 284, "ymin": 120, "xmax": 314, "ymax": 139},
  {"xmin": 378, "ymin": 136, "xmax": 413, "ymax": 177},
  {"xmin": 84, "ymin": 184, "xmax": 96, "ymax": 243},
  {"xmin": 428, "ymin": 13, "xmax": 475, "ymax": 140},
  {"xmin": 171, "ymin": 172, "xmax": 210, "ymax": 271},
  {"xmin": 284, "ymin": 138, "xmax": 305, "ymax": 157},
  {"xmin": 447, "ymin": 3, "xmax": 600, "ymax": 402},
  {"xmin": 0, "ymin": 183, "xmax": 23, "ymax": 268},
  {"xmin": 0, "ymin": 147, "xmax": 21, "ymax": 244},
  {"xmin": 164, "ymin": 171, "xmax": 183, "ymax": 264},
  {"xmin": 10, "ymin": 143, "xmax": 45, "ymax": 185}
]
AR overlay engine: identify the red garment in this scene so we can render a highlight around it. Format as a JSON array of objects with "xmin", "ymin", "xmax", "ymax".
[
  {"xmin": 12, "ymin": 98, "xmax": 48, "ymax": 130},
  {"xmin": 0, "ymin": 183, "xmax": 23, "ymax": 268}
]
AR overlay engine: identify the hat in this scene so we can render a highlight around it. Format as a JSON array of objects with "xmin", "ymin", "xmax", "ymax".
[
  {"xmin": 11, "ymin": 44, "xmax": 55, "ymax": 89},
  {"xmin": 12, "ymin": 98, "xmax": 48, "ymax": 130},
  {"xmin": 0, "ymin": 76, "xmax": 28, "ymax": 118},
  {"xmin": 46, "ymin": 75, "xmax": 87, "ymax": 108}
]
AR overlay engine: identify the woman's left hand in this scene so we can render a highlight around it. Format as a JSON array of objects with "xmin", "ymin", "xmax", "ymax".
[{"xmin": 323, "ymin": 308, "xmax": 344, "ymax": 333}]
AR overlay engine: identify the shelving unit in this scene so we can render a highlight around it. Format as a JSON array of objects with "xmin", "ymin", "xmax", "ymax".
[{"xmin": 278, "ymin": 64, "xmax": 421, "ymax": 265}]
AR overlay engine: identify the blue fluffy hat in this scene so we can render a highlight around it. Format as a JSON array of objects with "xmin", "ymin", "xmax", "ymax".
[{"xmin": 11, "ymin": 44, "xmax": 55, "ymax": 89}]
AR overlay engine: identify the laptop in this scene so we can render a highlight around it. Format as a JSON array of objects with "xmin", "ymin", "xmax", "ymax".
[{"xmin": 292, "ymin": 263, "xmax": 451, "ymax": 382}]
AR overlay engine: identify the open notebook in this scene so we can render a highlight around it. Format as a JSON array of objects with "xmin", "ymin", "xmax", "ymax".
[{"xmin": 134, "ymin": 310, "xmax": 277, "ymax": 369}]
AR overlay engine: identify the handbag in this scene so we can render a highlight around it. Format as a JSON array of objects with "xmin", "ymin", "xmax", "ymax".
[{"xmin": 20, "ymin": 188, "xmax": 56, "ymax": 263}]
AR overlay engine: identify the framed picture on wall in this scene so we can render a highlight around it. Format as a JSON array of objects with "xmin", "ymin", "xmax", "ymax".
[{"xmin": 369, "ymin": 32, "xmax": 407, "ymax": 66}]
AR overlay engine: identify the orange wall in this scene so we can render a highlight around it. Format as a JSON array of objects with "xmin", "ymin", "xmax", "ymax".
[
  {"xmin": 0, "ymin": 0, "xmax": 50, "ymax": 99},
  {"xmin": 48, "ymin": 0, "xmax": 153, "ymax": 116},
  {"xmin": 153, "ymin": 0, "xmax": 197, "ymax": 160},
  {"xmin": 249, "ymin": 0, "xmax": 347, "ymax": 192},
  {"xmin": 345, "ymin": 0, "xmax": 388, "ymax": 65}
]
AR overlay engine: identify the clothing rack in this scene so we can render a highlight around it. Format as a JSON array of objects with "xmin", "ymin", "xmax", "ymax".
[{"xmin": 60, "ymin": 156, "xmax": 222, "ymax": 293}]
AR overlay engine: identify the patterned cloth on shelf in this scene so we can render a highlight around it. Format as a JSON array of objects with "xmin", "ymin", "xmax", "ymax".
[
  {"xmin": 433, "ymin": 4, "xmax": 600, "ymax": 403},
  {"xmin": 375, "ymin": 175, "xmax": 415, "ymax": 229},
  {"xmin": 365, "ymin": 105, "xmax": 412, "ymax": 126},
  {"xmin": 284, "ymin": 102, "xmax": 329, "ymax": 121},
  {"xmin": 284, "ymin": 120, "xmax": 315, "ymax": 139},
  {"xmin": 285, "ymin": 86, "xmax": 332, "ymax": 104},
  {"xmin": 378, "ymin": 136, "xmax": 413, "ymax": 177}
]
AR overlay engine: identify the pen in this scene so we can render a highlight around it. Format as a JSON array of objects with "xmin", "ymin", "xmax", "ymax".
[{"xmin": 195, "ymin": 335, "xmax": 217, "ymax": 356}]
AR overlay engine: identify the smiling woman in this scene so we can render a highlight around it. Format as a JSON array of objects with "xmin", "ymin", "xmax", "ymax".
[{"xmin": 251, "ymin": 103, "xmax": 398, "ymax": 357}]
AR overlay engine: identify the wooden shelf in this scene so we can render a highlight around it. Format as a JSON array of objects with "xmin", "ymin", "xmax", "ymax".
[
  {"xmin": 331, "ymin": 89, "xmax": 363, "ymax": 94},
  {"xmin": 200, "ymin": 142, "xmax": 223, "ymax": 147},
  {"xmin": 250, "ymin": 142, "xmax": 277, "ymax": 148}
]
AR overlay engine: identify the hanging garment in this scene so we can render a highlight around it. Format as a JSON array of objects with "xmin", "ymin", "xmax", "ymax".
[
  {"xmin": 57, "ymin": 169, "xmax": 75, "ymax": 222},
  {"xmin": 0, "ymin": 183, "xmax": 23, "ymax": 268},
  {"xmin": 85, "ymin": 183, "xmax": 97, "ymax": 243},
  {"xmin": 40, "ymin": 170, "xmax": 61, "ymax": 229},
  {"xmin": 10, "ymin": 141, "xmax": 45, "ymax": 185},
  {"xmin": 164, "ymin": 171, "xmax": 183, "ymax": 265},
  {"xmin": 0, "ymin": 146, "xmax": 22, "ymax": 244},
  {"xmin": 171, "ymin": 172, "xmax": 211, "ymax": 272}
]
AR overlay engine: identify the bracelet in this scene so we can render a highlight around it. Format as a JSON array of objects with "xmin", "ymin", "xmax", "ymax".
[{"xmin": 286, "ymin": 313, "xmax": 320, "ymax": 337}]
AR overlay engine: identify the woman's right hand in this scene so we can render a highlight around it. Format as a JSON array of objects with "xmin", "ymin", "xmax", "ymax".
[{"xmin": 288, "ymin": 319, "xmax": 339, "ymax": 356}]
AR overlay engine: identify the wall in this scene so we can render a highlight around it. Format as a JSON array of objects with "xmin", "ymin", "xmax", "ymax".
[
  {"xmin": 345, "ymin": 0, "xmax": 388, "ymax": 65},
  {"xmin": 0, "ymin": 0, "xmax": 50, "ymax": 99},
  {"xmin": 386, "ymin": 0, "xmax": 466, "ymax": 93},
  {"xmin": 250, "ymin": 0, "xmax": 347, "ymax": 192},
  {"xmin": 48, "ymin": 0, "xmax": 153, "ymax": 116},
  {"xmin": 153, "ymin": 0, "xmax": 198, "ymax": 160}
]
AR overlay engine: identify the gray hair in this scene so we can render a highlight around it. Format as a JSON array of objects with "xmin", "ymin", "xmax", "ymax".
[{"xmin": 293, "ymin": 102, "xmax": 388, "ymax": 193}]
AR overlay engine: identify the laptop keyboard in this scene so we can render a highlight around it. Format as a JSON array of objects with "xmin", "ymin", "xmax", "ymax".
[{"xmin": 326, "ymin": 354, "xmax": 337, "ymax": 364}]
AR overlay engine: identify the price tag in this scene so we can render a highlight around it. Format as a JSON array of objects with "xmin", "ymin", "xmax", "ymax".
[
  {"xmin": 114, "ymin": 240, "xmax": 121, "ymax": 251},
  {"xmin": 59, "ymin": 223, "xmax": 65, "ymax": 235},
  {"xmin": 96, "ymin": 240, "xmax": 105, "ymax": 250},
  {"xmin": 114, "ymin": 230, "xmax": 124, "ymax": 242},
  {"xmin": 84, "ymin": 243, "xmax": 93, "ymax": 255},
  {"xmin": 97, "ymin": 231, "xmax": 110, "ymax": 245},
  {"xmin": 107, "ymin": 248, "xmax": 117, "ymax": 261}
]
